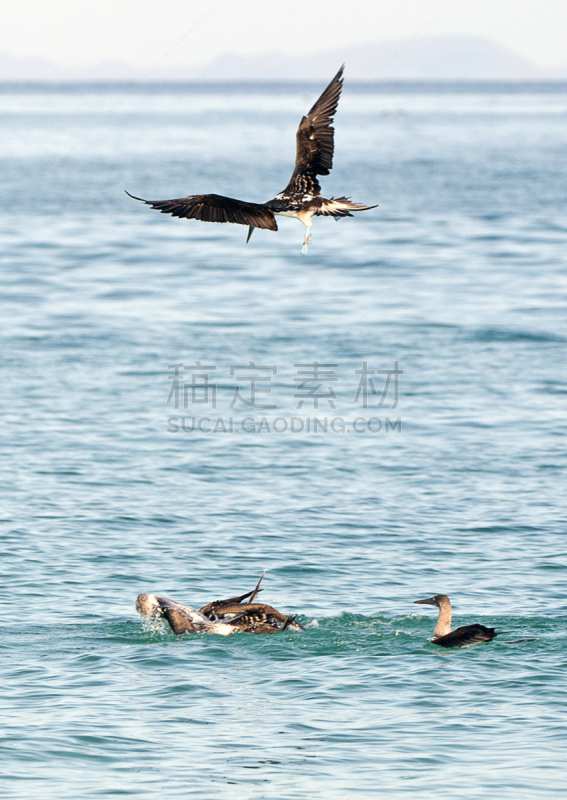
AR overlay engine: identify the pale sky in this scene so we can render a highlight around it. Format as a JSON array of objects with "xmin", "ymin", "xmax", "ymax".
[{"xmin": 2, "ymin": 0, "xmax": 566, "ymax": 68}]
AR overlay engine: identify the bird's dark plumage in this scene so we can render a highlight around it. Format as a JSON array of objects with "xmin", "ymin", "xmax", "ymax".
[
  {"xmin": 205, "ymin": 603, "xmax": 303, "ymax": 635},
  {"xmin": 432, "ymin": 624, "xmax": 498, "ymax": 648},
  {"xmin": 199, "ymin": 571, "xmax": 265, "ymax": 619}
]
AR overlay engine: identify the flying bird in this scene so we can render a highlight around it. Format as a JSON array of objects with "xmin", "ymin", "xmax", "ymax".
[{"xmin": 126, "ymin": 66, "xmax": 377, "ymax": 255}]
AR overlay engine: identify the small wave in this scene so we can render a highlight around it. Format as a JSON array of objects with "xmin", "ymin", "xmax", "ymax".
[{"xmin": 472, "ymin": 327, "xmax": 566, "ymax": 343}]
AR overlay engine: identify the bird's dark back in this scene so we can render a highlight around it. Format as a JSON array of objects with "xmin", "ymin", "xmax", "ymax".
[{"xmin": 433, "ymin": 624, "xmax": 497, "ymax": 648}]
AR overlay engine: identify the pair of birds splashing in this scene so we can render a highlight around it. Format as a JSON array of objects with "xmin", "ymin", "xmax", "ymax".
[
  {"xmin": 126, "ymin": 66, "xmax": 377, "ymax": 255},
  {"xmin": 136, "ymin": 572, "xmax": 305, "ymax": 636}
]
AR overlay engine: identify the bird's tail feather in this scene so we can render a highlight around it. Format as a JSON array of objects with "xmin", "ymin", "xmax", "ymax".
[
  {"xmin": 248, "ymin": 571, "xmax": 265, "ymax": 603},
  {"xmin": 315, "ymin": 197, "xmax": 379, "ymax": 218},
  {"xmin": 246, "ymin": 226, "xmax": 255, "ymax": 243}
]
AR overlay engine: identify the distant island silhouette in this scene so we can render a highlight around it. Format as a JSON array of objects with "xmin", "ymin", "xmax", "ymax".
[{"xmin": 1, "ymin": 35, "xmax": 566, "ymax": 82}]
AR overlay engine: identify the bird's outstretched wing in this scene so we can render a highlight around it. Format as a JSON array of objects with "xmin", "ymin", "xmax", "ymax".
[
  {"xmin": 283, "ymin": 65, "xmax": 345, "ymax": 197},
  {"xmin": 126, "ymin": 191, "xmax": 277, "ymax": 231}
]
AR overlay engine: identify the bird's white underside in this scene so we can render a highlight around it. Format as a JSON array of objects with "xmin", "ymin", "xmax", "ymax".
[{"xmin": 274, "ymin": 210, "xmax": 303, "ymax": 219}]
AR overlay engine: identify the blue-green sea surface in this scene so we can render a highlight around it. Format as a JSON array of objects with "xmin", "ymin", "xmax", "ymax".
[{"xmin": 1, "ymin": 82, "xmax": 566, "ymax": 799}]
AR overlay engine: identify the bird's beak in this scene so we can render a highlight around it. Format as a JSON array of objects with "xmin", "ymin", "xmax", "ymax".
[
  {"xmin": 414, "ymin": 597, "xmax": 437, "ymax": 605},
  {"xmin": 246, "ymin": 226, "xmax": 254, "ymax": 243}
]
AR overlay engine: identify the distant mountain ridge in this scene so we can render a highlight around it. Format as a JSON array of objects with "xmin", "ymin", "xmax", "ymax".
[{"xmin": 1, "ymin": 35, "xmax": 566, "ymax": 82}]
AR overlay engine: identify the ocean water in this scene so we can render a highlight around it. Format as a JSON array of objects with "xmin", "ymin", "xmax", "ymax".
[{"xmin": 1, "ymin": 81, "xmax": 566, "ymax": 799}]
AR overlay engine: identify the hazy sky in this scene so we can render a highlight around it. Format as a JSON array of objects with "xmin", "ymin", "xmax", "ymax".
[{"xmin": 2, "ymin": 0, "xmax": 566, "ymax": 67}]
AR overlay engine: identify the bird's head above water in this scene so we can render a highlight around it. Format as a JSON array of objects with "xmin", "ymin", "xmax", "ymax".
[
  {"xmin": 136, "ymin": 593, "xmax": 162, "ymax": 616},
  {"xmin": 414, "ymin": 594, "xmax": 450, "ymax": 607}
]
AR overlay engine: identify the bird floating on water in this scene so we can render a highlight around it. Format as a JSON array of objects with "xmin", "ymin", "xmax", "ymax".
[
  {"xmin": 414, "ymin": 594, "xmax": 537, "ymax": 648},
  {"xmin": 126, "ymin": 66, "xmax": 377, "ymax": 255},
  {"xmin": 414, "ymin": 594, "xmax": 503, "ymax": 648},
  {"xmin": 136, "ymin": 572, "xmax": 304, "ymax": 636}
]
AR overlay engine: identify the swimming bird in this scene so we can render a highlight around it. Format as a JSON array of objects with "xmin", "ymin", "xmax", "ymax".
[
  {"xmin": 136, "ymin": 573, "xmax": 304, "ymax": 636},
  {"xmin": 126, "ymin": 66, "xmax": 377, "ymax": 255},
  {"xmin": 414, "ymin": 594, "xmax": 501, "ymax": 648}
]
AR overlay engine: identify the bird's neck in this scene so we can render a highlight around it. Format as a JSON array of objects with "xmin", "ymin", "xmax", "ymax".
[{"xmin": 433, "ymin": 599, "xmax": 452, "ymax": 637}]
